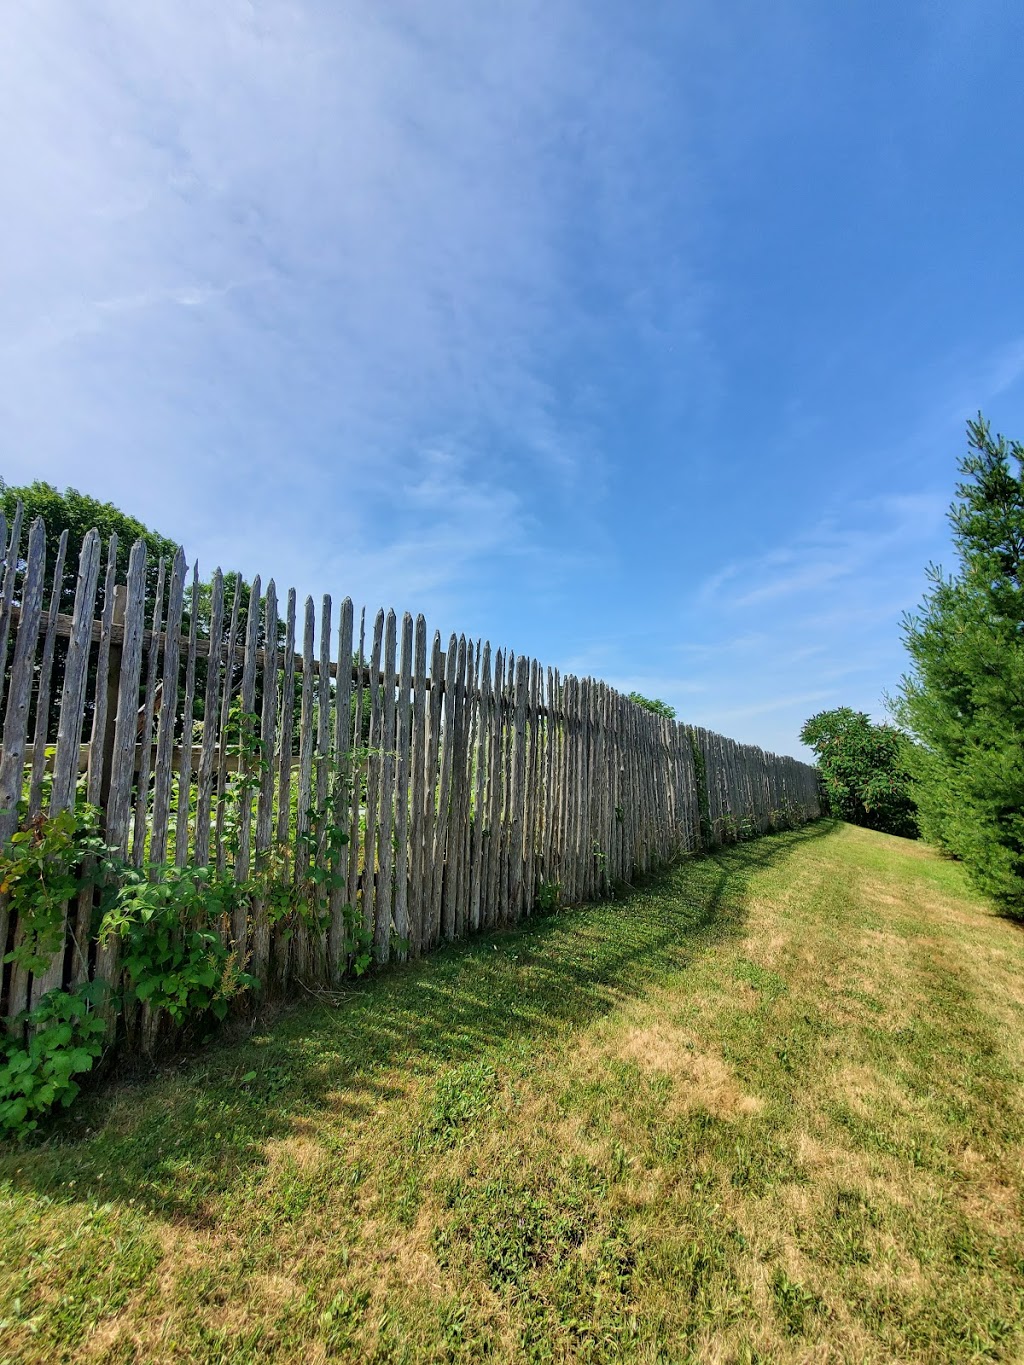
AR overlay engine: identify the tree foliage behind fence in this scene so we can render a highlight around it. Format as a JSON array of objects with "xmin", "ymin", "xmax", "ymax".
[{"xmin": 0, "ymin": 508, "xmax": 821, "ymax": 1025}]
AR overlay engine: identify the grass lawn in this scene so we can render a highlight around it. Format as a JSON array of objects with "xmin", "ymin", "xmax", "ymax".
[{"xmin": 1, "ymin": 820, "xmax": 1023, "ymax": 1363}]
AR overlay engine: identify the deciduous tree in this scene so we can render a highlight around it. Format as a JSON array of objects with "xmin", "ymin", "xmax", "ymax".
[{"xmin": 800, "ymin": 707, "xmax": 917, "ymax": 838}]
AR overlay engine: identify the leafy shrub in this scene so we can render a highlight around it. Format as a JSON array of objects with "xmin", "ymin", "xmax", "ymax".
[
  {"xmin": 0, "ymin": 733, "xmax": 373, "ymax": 1135},
  {"xmin": 0, "ymin": 984, "xmax": 107, "ymax": 1136},
  {"xmin": 99, "ymin": 865, "xmax": 257, "ymax": 1025},
  {"xmin": 800, "ymin": 708, "xmax": 917, "ymax": 839},
  {"xmin": 628, "ymin": 692, "xmax": 676, "ymax": 720},
  {"xmin": 535, "ymin": 879, "xmax": 562, "ymax": 913},
  {"xmin": 0, "ymin": 805, "xmax": 118, "ymax": 975}
]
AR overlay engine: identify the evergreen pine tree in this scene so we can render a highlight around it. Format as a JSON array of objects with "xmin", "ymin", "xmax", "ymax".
[{"xmin": 895, "ymin": 415, "xmax": 1024, "ymax": 916}]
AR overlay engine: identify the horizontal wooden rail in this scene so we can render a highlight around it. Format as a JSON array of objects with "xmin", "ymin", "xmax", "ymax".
[
  {"xmin": 1, "ymin": 603, "xmax": 579, "ymax": 715},
  {"xmin": 0, "ymin": 742, "xmax": 294, "ymax": 777},
  {"xmin": 5, "ymin": 603, "xmax": 369, "ymax": 681}
]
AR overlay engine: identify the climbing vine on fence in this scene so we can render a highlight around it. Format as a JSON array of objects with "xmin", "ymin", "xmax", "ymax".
[
  {"xmin": 98, "ymin": 866, "xmax": 257, "ymax": 1025},
  {"xmin": 688, "ymin": 730, "xmax": 711, "ymax": 847},
  {"xmin": 0, "ymin": 805, "xmax": 118, "ymax": 976}
]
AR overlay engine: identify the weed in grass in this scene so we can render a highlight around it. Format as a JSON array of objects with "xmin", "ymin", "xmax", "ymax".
[
  {"xmin": 731, "ymin": 958, "xmax": 787, "ymax": 1000},
  {"xmin": 319, "ymin": 1288, "xmax": 370, "ymax": 1352},
  {"xmin": 771, "ymin": 1268, "xmax": 825, "ymax": 1336},
  {"xmin": 423, "ymin": 1059, "xmax": 500, "ymax": 1149}
]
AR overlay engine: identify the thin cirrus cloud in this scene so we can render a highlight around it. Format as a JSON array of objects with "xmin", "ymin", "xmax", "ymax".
[
  {"xmin": 701, "ymin": 494, "xmax": 948, "ymax": 612},
  {"xmin": 638, "ymin": 492, "xmax": 952, "ymax": 753}
]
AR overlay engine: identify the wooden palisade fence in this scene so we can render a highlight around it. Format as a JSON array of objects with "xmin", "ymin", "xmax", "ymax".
[{"xmin": 0, "ymin": 509, "xmax": 821, "ymax": 1026}]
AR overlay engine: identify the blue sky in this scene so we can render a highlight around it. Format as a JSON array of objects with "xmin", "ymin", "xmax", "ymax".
[{"xmin": 2, "ymin": 1, "xmax": 1023, "ymax": 758}]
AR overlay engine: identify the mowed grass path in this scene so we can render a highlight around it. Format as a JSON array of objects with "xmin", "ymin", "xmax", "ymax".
[{"xmin": 2, "ymin": 821, "xmax": 1024, "ymax": 1363}]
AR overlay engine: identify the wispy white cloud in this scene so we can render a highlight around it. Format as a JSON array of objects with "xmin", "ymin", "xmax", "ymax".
[
  {"xmin": 702, "ymin": 690, "xmax": 834, "ymax": 727},
  {"xmin": 698, "ymin": 492, "xmax": 946, "ymax": 610},
  {"xmin": 0, "ymin": 0, "xmax": 707, "ymax": 624},
  {"xmin": 985, "ymin": 339, "xmax": 1024, "ymax": 401},
  {"xmin": 2, "ymin": 279, "xmax": 259, "ymax": 360},
  {"xmin": 651, "ymin": 484, "xmax": 957, "ymax": 755},
  {"xmin": 931, "ymin": 335, "xmax": 1024, "ymax": 430}
]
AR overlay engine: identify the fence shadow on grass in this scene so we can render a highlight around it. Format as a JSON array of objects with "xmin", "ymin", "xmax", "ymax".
[{"xmin": 1, "ymin": 821, "xmax": 840, "ymax": 1223}]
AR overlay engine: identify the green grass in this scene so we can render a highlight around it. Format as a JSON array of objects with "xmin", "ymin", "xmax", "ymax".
[{"xmin": 2, "ymin": 820, "xmax": 1023, "ymax": 1362}]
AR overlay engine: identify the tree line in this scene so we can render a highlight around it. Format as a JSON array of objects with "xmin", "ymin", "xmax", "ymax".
[
  {"xmin": 800, "ymin": 415, "xmax": 1024, "ymax": 921},
  {"xmin": 7, "ymin": 427, "xmax": 1024, "ymax": 925}
]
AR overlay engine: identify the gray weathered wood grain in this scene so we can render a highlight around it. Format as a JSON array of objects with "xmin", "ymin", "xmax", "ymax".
[
  {"xmin": 374, "ymin": 609, "xmax": 398, "ymax": 965},
  {"xmin": 424, "ymin": 630, "xmax": 443, "ymax": 949},
  {"xmin": 293, "ymin": 596, "xmax": 316, "ymax": 981},
  {"xmin": 233, "ymin": 575, "xmax": 262, "ymax": 929},
  {"xmin": 50, "ymin": 529, "xmax": 102, "ymax": 817},
  {"xmin": 193, "ymin": 569, "xmax": 225, "ymax": 869},
  {"xmin": 361, "ymin": 610, "xmax": 385, "ymax": 944},
  {"xmin": 436, "ymin": 634, "xmax": 460, "ymax": 942},
  {"xmin": 470, "ymin": 642, "xmax": 490, "ymax": 932},
  {"xmin": 0, "ymin": 518, "xmax": 47, "ymax": 843},
  {"xmin": 0, "ymin": 518, "xmax": 48, "ymax": 1017},
  {"xmin": 484, "ymin": 649, "xmax": 504, "ymax": 929},
  {"xmin": 130, "ymin": 557, "xmax": 167, "ymax": 866},
  {"xmin": 328, "ymin": 596, "xmax": 353, "ymax": 982},
  {"xmin": 83, "ymin": 539, "xmax": 118, "ymax": 814},
  {"xmin": 213, "ymin": 576, "xmax": 243, "ymax": 875},
  {"xmin": 174, "ymin": 564, "xmax": 201, "ymax": 866},
  {"xmin": 0, "ymin": 502, "xmax": 25, "ymax": 722},
  {"xmin": 393, "ymin": 611, "xmax": 413, "ymax": 961},
  {"xmin": 346, "ymin": 608, "xmax": 366, "ymax": 921},
  {"xmin": 408, "ymin": 615, "xmax": 427, "ymax": 956},
  {"xmin": 28, "ymin": 529, "xmax": 69, "ymax": 816},
  {"xmin": 251, "ymin": 580, "xmax": 279, "ymax": 983}
]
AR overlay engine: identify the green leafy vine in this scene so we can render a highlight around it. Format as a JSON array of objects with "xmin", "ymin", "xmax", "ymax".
[
  {"xmin": 0, "ymin": 983, "xmax": 108, "ymax": 1136},
  {"xmin": 0, "ymin": 804, "xmax": 119, "ymax": 975}
]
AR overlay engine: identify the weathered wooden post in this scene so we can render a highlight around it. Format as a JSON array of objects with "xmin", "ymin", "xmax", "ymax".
[{"xmin": 99, "ymin": 584, "xmax": 128, "ymax": 818}]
